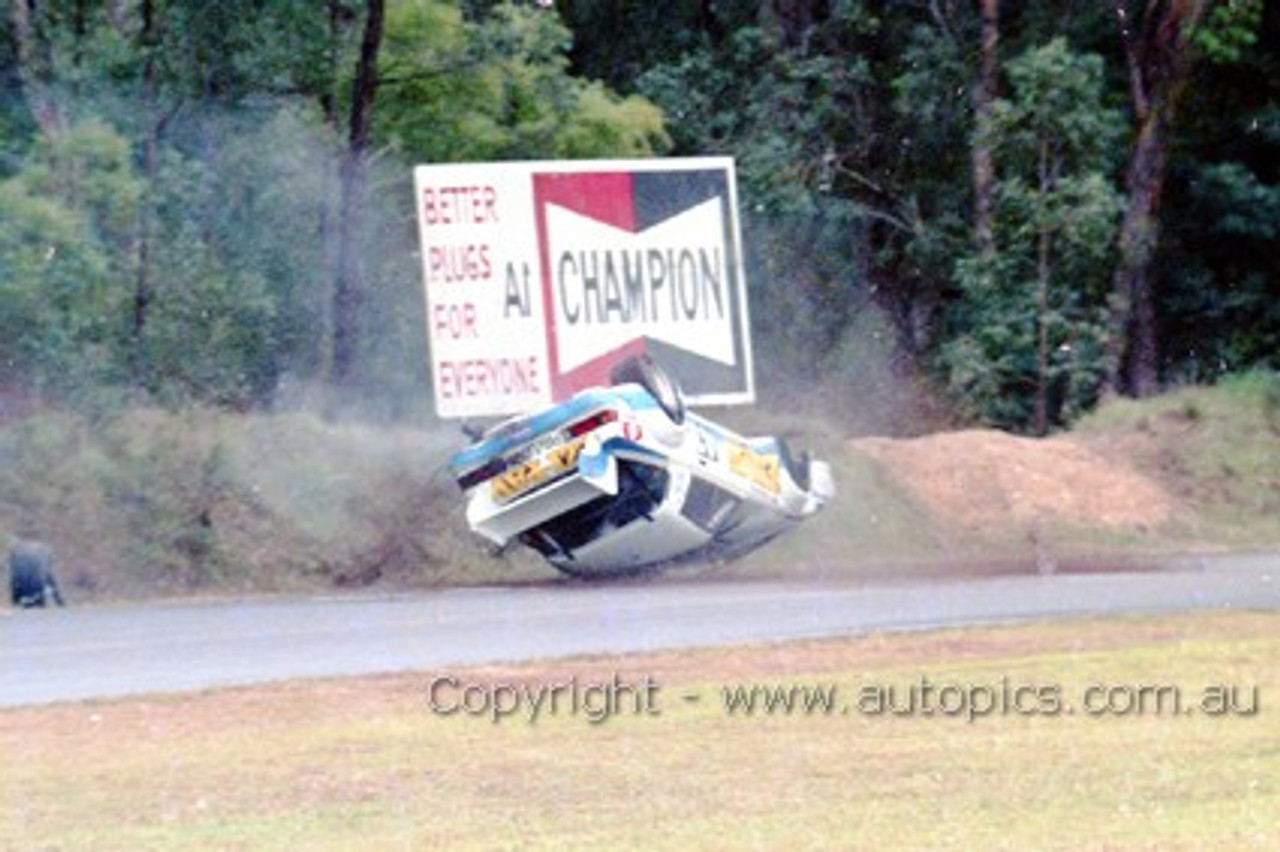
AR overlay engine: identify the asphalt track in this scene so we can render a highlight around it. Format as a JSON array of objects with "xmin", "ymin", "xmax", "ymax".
[{"xmin": 2, "ymin": 553, "xmax": 1278, "ymax": 707}]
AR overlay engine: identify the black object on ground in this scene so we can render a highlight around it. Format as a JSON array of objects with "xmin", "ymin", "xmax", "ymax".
[{"xmin": 9, "ymin": 540, "xmax": 65, "ymax": 608}]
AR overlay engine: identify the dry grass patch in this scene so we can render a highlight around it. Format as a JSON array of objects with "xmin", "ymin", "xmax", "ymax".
[
  {"xmin": 2, "ymin": 612, "xmax": 1278, "ymax": 850},
  {"xmin": 852, "ymin": 430, "xmax": 1175, "ymax": 534}
]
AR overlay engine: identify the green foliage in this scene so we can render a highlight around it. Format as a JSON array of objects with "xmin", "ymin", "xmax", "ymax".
[
  {"xmin": 945, "ymin": 247, "xmax": 1113, "ymax": 430},
  {"xmin": 198, "ymin": 105, "xmax": 339, "ymax": 386},
  {"xmin": 553, "ymin": 81, "xmax": 668, "ymax": 158},
  {"xmin": 0, "ymin": 121, "xmax": 138, "ymax": 397},
  {"xmin": 942, "ymin": 39, "xmax": 1125, "ymax": 432},
  {"xmin": 887, "ymin": 14, "xmax": 979, "ymax": 288},
  {"xmin": 558, "ymin": 0, "xmax": 755, "ymax": 92},
  {"xmin": 0, "ymin": 0, "xmax": 662, "ymax": 416},
  {"xmin": 1161, "ymin": 153, "xmax": 1280, "ymax": 378},
  {"xmin": 636, "ymin": 9, "xmax": 884, "ymax": 393},
  {"xmin": 891, "ymin": 21, "xmax": 971, "ymax": 164},
  {"xmin": 464, "ymin": 2, "xmax": 582, "ymax": 157},
  {"xmin": 377, "ymin": 1, "xmax": 668, "ymax": 163},
  {"xmin": 1194, "ymin": 0, "xmax": 1264, "ymax": 64},
  {"xmin": 376, "ymin": 0, "xmax": 486, "ymax": 162},
  {"xmin": 1194, "ymin": 161, "xmax": 1280, "ymax": 239},
  {"xmin": 0, "ymin": 33, "xmax": 34, "ymax": 175},
  {"xmin": 0, "ymin": 0, "xmax": 1277, "ymax": 432},
  {"xmin": 991, "ymin": 39, "xmax": 1122, "ymax": 171},
  {"xmin": 134, "ymin": 111, "xmax": 343, "ymax": 408},
  {"xmin": 639, "ymin": 23, "xmax": 871, "ymax": 217},
  {"xmin": 1162, "ymin": 3, "xmax": 1280, "ymax": 384}
]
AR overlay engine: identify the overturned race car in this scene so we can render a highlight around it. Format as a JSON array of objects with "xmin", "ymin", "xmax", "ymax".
[{"xmin": 448, "ymin": 356, "xmax": 834, "ymax": 578}]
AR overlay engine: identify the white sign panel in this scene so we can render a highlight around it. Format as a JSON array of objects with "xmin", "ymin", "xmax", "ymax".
[{"xmin": 414, "ymin": 157, "xmax": 754, "ymax": 419}]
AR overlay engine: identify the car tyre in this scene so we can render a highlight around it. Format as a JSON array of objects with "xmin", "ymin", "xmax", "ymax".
[
  {"xmin": 9, "ymin": 542, "xmax": 64, "ymax": 608},
  {"xmin": 610, "ymin": 354, "xmax": 685, "ymax": 425}
]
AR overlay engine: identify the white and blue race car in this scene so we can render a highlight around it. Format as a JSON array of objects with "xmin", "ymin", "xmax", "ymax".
[{"xmin": 448, "ymin": 356, "xmax": 834, "ymax": 578}]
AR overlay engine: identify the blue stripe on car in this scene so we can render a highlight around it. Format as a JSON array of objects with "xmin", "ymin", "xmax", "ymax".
[
  {"xmin": 448, "ymin": 386, "xmax": 659, "ymax": 475},
  {"xmin": 598, "ymin": 436, "xmax": 666, "ymax": 462}
]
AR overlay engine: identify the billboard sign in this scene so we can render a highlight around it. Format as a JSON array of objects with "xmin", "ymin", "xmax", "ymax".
[{"xmin": 414, "ymin": 157, "xmax": 754, "ymax": 419}]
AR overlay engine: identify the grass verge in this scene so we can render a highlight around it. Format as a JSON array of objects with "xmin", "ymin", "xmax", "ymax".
[
  {"xmin": 2, "ymin": 370, "xmax": 1279, "ymax": 600},
  {"xmin": 0, "ymin": 408, "xmax": 550, "ymax": 600},
  {"xmin": 1073, "ymin": 370, "xmax": 1280, "ymax": 546},
  {"xmin": 2, "ymin": 611, "xmax": 1277, "ymax": 850}
]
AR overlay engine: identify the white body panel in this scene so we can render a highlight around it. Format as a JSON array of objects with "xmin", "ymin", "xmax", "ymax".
[{"xmin": 448, "ymin": 382, "xmax": 833, "ymax": 578}]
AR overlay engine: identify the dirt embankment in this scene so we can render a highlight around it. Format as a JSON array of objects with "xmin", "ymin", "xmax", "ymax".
[{"xmin": 851, "ymin": 430, "xmax": 1175, "ymax": 539}]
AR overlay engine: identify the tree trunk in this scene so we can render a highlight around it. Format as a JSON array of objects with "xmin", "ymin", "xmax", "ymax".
[
  {"xmin": 1104, "ymin": 0, "xmax": 1208, "ymax": 397},
  {"xmin": 331, "ymin": 0, "xmax": 385, "ymax": 389},
  {"xmin": 1035, "ymin": 140, "xmax": 1052, "ymax": 437},
  {"xmin": 132, "ymin": 0, "xmax": 159, "ymax": 385},
  {"xmin": 321, "ymin": 0, "xmax": 350, "ymax": 132},
  {"xmin": 971, "ymin": 0, "xmax": 999, "ymax": 257},
  {"xmin": 10, "ymin": 0, "xmax": 62, "ymax": 137},
  {"xmin": 1109, "ymin": 114, "xmax": 1169, "ymax": 397},
  {"xmin": 71, "ymin": 0, "xmax": 87, "ymax": 81},
  {"xmin": 762, "ymin": 0, "xmax": 823, "ymax": 50}
]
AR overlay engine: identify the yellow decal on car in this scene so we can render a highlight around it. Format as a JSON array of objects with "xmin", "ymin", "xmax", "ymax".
[{"xmin": 727, "ymin": 443, "xmax": 781, "ymax": 494}]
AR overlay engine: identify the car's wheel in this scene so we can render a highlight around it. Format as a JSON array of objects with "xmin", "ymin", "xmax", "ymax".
[
  {"xmin": 776, "ymin": 438, "xmax": 811, "ymax": 491},
  {"xmin": 9, "ymin": 542, "xmax": 63, "ymax": 608},
  {"xmin": 609, "ymin": 354, "xmax": 685, "ymax": 425}
]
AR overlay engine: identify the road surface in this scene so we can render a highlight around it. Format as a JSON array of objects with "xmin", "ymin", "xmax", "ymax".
[{"xmin": 2, "ymin": 553, "xmax": 1277, "ymax": 707}]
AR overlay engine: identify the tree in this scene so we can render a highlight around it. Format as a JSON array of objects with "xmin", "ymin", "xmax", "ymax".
[
  {"xmin": 0, "ymin": 122, "xmax": 140, "ymax": 397},
  {"xmin": 3, "ymin": 0, "xmax": 1276, "ymax": 426},
  {"xmin": 8, "ymin": 0, "xmax": 62, "ymax": 138},
  {"xmin": 379, "ymin": 1, "xmax": 667, "ymax": 164},
  {"xmin": 330, "ymin": 0, "xmax": 384, "ymax": 390},
  {"xmin": 1104, "ymin": 0, "xmax": 1213, "ymax": 397},
  {"xmin": 1149, "ymin": 0, "xmax": 1275, "ymax": 382},
  {"xmin": 133, "ymin": 0, "xmax": 158, "ymax": 380},
  {"xmin": 556, "ymin": 0, "xmax": 746, "ymax": 91},
  {"xmin": 944, "ymin": 39, "xmax": 1125, "ymax": 433},
  {"xmin": 636, "ymin": 16, "xmax": 879, "ymax": 387},
  {"xmin": 971, "ymin": 0, "xmax": 1000, "ymax": 256},
  {"xmin": 0, "ymin": 12, "xmax": 37, "ymax": 176}
]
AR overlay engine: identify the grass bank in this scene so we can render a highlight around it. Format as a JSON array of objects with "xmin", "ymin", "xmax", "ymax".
[
  {"xmin": 725, "ymin": 371, "xmax": 1280, "ymax": 581},
  {"xmin": 3, "ymin": 371, "xmax": 1279, "ymax": 600},
  {"xmin": 1072, "ymin": 370, "xmax": 1280, "ymax": 546},
  {"xmin": 0, "ymin": 408, "xmax": 549, "ymax": 600},
  {"xmin": 2, "ymin": 611, "xmax": 1276, "ymax": 849}
]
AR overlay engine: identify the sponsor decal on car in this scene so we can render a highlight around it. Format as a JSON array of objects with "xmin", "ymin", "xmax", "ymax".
[
  {"xmin": 726, "ymin": 442, "xmax": 781, "ymax": 495},
  {"xmin": 490, "ymin": 436, "xmax": 588, "ymax": 504}
]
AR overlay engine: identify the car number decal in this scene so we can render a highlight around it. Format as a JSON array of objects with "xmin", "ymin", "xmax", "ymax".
[
  {"xmin": 490, "ymin": 436, "xmax": 587, "ymax": 503},
  {"xmin": 695, "ymin": 427, "xmax": 720, "ymax": 465}
]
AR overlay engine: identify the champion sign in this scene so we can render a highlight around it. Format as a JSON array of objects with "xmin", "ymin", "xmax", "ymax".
[{"xmin": 415, "ymin": 158, "xmax": 754, "ymax": 419}]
